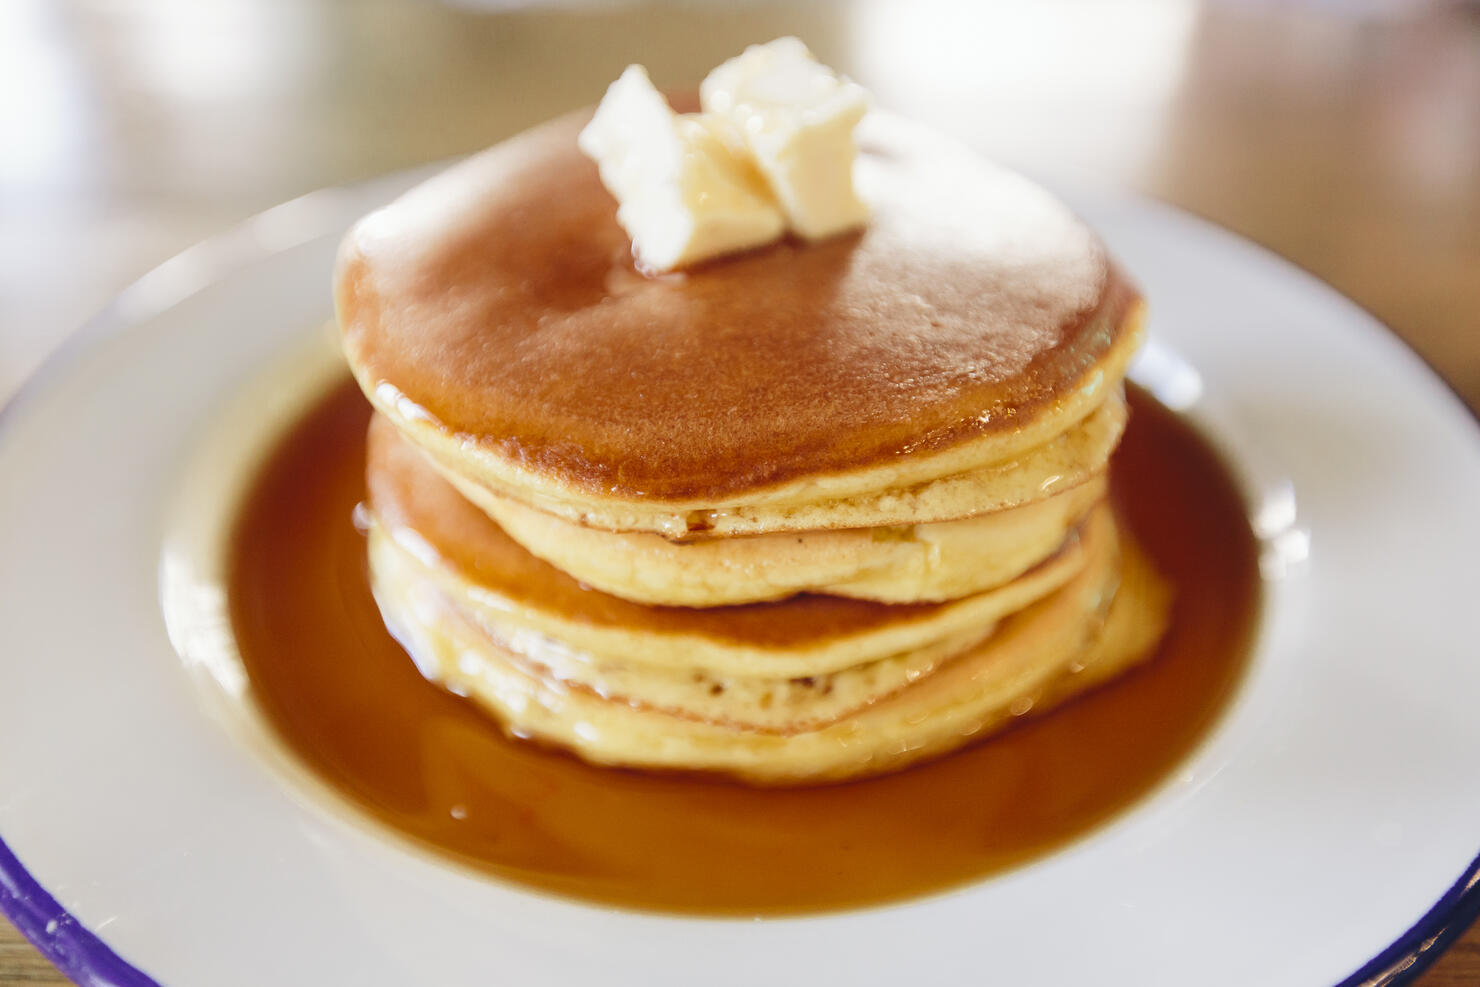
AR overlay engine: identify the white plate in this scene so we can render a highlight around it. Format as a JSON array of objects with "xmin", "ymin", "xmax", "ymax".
[{"xmin": 2, "ymin": 170, "xmax": 1478, "ymax": 987}]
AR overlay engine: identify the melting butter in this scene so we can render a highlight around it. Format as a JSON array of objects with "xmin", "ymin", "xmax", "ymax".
[{"xmin": 579, "ymin": 38, "xmax": 870, "ymax": 272}]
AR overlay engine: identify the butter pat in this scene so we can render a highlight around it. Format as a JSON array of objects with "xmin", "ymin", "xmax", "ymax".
[
  {"xmin": 578, "ymin": 65, "xmax": 784, "ymax": 272},
  {"xmin": 701, "ymin": 37, "xmax": 869, "ymax": 240}
]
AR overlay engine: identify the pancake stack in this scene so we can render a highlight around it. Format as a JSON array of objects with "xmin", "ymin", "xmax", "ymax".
[{"xmin": 335, "ymin": 108, "xmax": 1170, "ymax": 785}]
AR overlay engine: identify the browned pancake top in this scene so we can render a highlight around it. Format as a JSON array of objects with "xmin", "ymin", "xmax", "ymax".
[
  {"xmin": 338, "ymin": 109, "xmax": 1137, "ymax": 501},
  {"xmin": 366, "ymin": 414, "xmax": 957, "ymax": 649}
]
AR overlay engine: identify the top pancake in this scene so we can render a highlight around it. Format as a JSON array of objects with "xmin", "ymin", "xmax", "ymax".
[{"xmin": 337, "ymin": 107, "xmax": 1140, "ymax": 509}]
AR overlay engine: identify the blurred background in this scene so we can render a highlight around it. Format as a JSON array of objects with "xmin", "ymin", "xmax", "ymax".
[{"xmin": 1, "ymin": 0, "xmax": 1477, "ymax": 983}]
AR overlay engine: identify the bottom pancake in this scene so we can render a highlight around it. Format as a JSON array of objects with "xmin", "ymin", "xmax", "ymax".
[{"xmin": 368, "ymin": 507, "xmax": 1171, "ymax": 785}]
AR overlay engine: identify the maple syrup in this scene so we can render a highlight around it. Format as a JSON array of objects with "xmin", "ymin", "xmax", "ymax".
[{"xmin": 228, "ymin": 380, "xmax": 1258, "ymax": 915}]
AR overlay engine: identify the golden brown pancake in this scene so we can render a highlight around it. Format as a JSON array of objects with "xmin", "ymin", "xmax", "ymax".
[{"xmin": 337, "ymin": 110, "xmax": 1142, "ymax": 536}]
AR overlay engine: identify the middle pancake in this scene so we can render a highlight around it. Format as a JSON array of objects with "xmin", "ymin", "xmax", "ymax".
[
  {"xmin": 365, "ymin": 412, "xmax": 1097, "ymax": 700},
  {"xmin": 441, "ymin": 454, "xmax": 1106, "ymax": 608}
]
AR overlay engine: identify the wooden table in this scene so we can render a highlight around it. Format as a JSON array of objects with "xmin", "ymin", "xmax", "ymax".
[{"xmin": 2, "ymin": 1, "xmax": 1476, "ymax": 983}]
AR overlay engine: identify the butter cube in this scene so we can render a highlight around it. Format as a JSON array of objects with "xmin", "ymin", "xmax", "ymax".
[
  {"xmin": 700, "ymin": 37, "xmax": 869, "ymax": 240},
  {"xmin": 578, "ymin": 65, "xmax": 785, "ymax": 272}
]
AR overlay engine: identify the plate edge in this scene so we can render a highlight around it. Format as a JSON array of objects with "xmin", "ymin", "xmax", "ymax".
[
  {"xmin": 0, "ymin": 171, "xmax": 1477, "ymax": 987},
  {"xmin": 0, "ymin": 833, "xmax": 159, "ymax": 987},
  {"xmin": 1335, "ymin": 855, "xmax": 1480, "ymax": 987}
]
